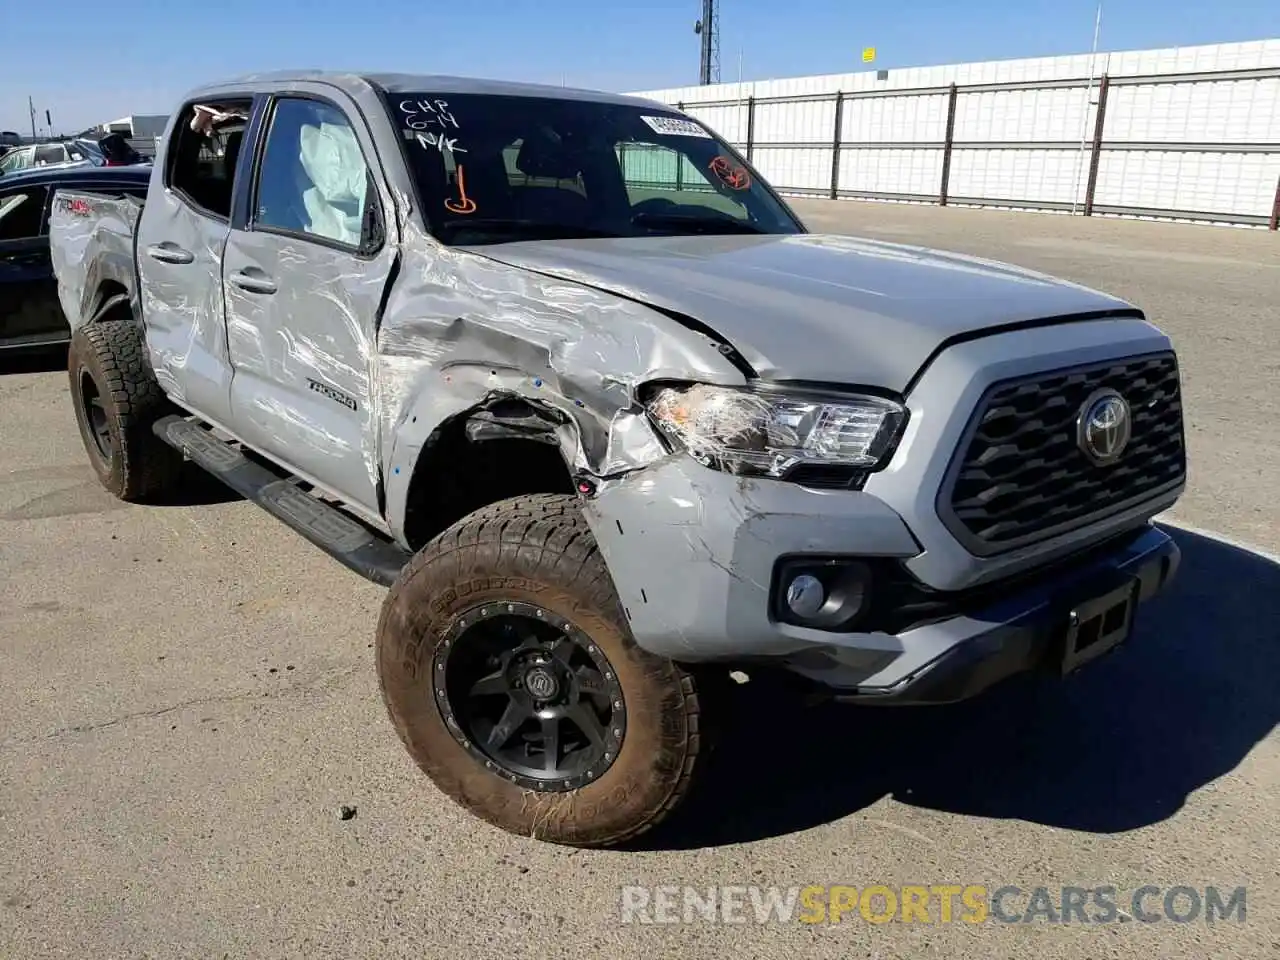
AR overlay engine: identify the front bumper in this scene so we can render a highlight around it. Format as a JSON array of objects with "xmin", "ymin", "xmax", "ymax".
[
  {"xmin": 583, "ymin": 458, "xmax": 1180, "ymax": 704},
  {"xmin": 815, "ymin": 523, "xmax": 1180, "ymax": 704}
]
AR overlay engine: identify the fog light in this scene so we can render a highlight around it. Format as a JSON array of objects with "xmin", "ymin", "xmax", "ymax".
[
  {"xmin": 773, "ymin": 559, "xmax": 872, "ymax": 631},
  {"xmin": 785, "ymin": 574, "xmax": 826, "ymax": 617}
]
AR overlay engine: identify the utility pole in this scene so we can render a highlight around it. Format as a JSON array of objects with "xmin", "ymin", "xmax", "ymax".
[
  {"xmin": 1071, "ymin": 1, "xmax": 1104, "ymax": 214},
  {"xmin": 695, "ymin": 0, "xmax": 720, "ymax": 85},
  {"xmin": 29, "ymin": 95, "xmax": 37, "ymax": 140}
]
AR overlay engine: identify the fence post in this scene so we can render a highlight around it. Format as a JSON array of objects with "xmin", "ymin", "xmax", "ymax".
[
  {"xmin": 1270, "ymin": 172, "xmax": 1280, "ymax": 230},
  {"xmin": 1083, "ymin": 74, "xmax": 1110, "ymax": 217},
  {"xmin": 674, "ymin": 102, "xmax": 685, "ymax": 190},
  {"xmin": 939, "ymin": 83, "xmax": 958, "ymax": 206},
  {"xmin": 829, "ymin": 92, "xmax": 844, "ymax": 200},
  {"xmin": 745, "ymin": 97, "xmax": 756, "ymax": 162}
]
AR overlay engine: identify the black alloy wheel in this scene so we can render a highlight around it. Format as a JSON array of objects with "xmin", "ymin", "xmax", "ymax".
[
  {"xmin": 78, "ymin": 369, "xmax": 114, "ymax": 461},
  {"xmin": 433, "ymin": 601, "xmax": 626, "ymax": 792}
]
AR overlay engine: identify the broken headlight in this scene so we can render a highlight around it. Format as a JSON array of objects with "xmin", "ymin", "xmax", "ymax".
[{"xmin": 645, "ymin": 383, "xmax": 907, "ymax": 479}]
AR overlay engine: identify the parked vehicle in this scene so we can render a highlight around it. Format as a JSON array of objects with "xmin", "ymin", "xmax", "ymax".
[
  {"xmin": 0, "ymin": 163, "xmax": 151, "ymax": 351},
  {"xmin": 0, "ymin": 134, "xmax": 148, "ymax": 176},
  {"xmin": 48, "ymin": 71, "xmax": 1186, "ymax": 847},
  {"xmin": 70, "ymin": 133, "xmax": 148, "ymax": 167},
  {"xmin": 0, "ymin": 142, "xmax": 86, "ymax": 174}
]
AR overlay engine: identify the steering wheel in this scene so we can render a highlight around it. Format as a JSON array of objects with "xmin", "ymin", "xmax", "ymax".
[{"xmin": 630, "ymin": 197, "xmax": 677, "ymax": 217}]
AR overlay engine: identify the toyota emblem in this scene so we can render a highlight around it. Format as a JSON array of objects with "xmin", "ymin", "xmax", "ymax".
[{"xmin": 1076, "ymin": 389, "xmax": 1132, "ymax": 465}]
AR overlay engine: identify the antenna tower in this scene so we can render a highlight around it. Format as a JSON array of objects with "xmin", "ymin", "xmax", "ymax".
[{"xmin": 695, "ymin": 0, "xmax": 720, "ymax": 85}]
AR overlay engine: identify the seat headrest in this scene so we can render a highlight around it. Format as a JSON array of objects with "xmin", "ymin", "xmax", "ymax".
[{"xmin": 515, "ymin": 127, "xmax": 582, "ymax": 181}]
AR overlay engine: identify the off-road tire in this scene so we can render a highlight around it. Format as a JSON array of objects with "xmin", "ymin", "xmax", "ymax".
[
  {"xmin": 376, "ymin": 493, "xmax": 705, "ymax": 847},
  {"xmin": 68, "ymin": 318, "xmax": 181, "ymax": 502}
]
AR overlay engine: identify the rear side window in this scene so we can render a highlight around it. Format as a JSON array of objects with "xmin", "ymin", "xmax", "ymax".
[
  {"xmin": 252, "ymin": 97, "xmax": 378, "ymax": 250},
  {"xmin": 166, "ymin": 98, "xmax": 253, "ymax": 220},
  {"xmin": 0, "ymin": 186, "xmax": 49, "ymax": 240},
  {"xmin": 0, "ymin": 149, "xmax": 28, "ymax": 173},
  {"xmin": 34, "ymin": 145, "xmax": 65, "ymax": 165}
]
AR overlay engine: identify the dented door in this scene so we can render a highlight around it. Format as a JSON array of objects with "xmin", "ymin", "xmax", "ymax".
[
  {"xmin": 222, "ymin": 92, "xmax": 391, "ymax": 518},
  {"xmin": 135, "ymin": 99, "xmax": 255, "ymax": 427}
]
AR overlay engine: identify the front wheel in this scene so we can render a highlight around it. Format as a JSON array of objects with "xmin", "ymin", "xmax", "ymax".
[{"xmin": 376, "ymin": 493, "xmax": 706, "ymax": 847}]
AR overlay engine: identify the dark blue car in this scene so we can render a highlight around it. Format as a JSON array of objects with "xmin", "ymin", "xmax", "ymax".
[{"xmin": 0, "ymin": 163, "xmax": 152, "ymax": 350}]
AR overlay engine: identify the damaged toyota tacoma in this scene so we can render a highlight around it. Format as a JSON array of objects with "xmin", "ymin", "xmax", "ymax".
[{"xmin": 49, "ymin": 71, "xmax": 1186, "ymax": 847}]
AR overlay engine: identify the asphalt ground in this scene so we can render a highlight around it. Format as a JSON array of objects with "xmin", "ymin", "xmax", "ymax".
[{"xmin": 1, "ymin": 200, "xmax": 1277, "ymax": 959}]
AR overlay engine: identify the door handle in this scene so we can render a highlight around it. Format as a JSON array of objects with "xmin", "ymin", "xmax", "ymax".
[
  {"xmin": 229, "ymin": 270, "xmax": 277, "ymax": 295},
  {"xmin": 145, "ymin": 243, "xmax": 194, "ymax": 265}
]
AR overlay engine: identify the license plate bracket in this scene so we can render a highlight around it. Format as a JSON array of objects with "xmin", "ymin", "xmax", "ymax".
[{"xmin": 1059, "ymin": 578, "xmax": 1137, "ymax": 675}]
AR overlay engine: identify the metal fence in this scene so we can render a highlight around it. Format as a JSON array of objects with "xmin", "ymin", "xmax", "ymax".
[{"xmin": 656, "ymin": 64, "xmax": 1280, "ymax": 230}]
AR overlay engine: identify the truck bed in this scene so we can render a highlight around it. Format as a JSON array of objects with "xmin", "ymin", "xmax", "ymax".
[{"xmin": 48, "ymin": 190, "xmax": 143, "ymax": 332}]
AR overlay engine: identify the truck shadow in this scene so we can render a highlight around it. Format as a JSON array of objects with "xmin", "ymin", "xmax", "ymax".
[
  {"xmin": 0, "ymin": 345, "xmax": 68, "ymax": 376},
  {"xmin": 644, "ymin": 526, "xmax": 1280, "ymax": 850},
  {"xmin": 149, "ymin": 462, "xmax": 245, "ymax": 507}
]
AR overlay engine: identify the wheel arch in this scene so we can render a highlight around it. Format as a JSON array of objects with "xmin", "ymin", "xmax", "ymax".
[
  {"xmin": 77, "ymin": 250, "xmax": 136, "ymax": 332},
  {"xmin": 396, "ymin": 394, "xmax": 583, "ymax": 551}
]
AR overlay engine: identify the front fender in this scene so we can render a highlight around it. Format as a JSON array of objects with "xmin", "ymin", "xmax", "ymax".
[{"xmin": 377, "ymin": 228, "xmax": 747, "ymax": 544}]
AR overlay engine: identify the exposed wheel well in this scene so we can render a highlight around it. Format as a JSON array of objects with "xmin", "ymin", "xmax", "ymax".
[
  {"xmin": 401, "ymin": 404, "xmax": 578, "ymax": 550},
  {"xmin": 91, "ymin": 280, "xmax": 131, "ymax": 323}
]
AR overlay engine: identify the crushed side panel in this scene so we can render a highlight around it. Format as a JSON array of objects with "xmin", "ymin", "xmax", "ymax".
[
  {"xmin": 48, "ymin": 191, "xmax": 142, "ymax": 333},
  {"xmin": 378, "ymin": 219, "xmax": 749, "ymax": 542}
]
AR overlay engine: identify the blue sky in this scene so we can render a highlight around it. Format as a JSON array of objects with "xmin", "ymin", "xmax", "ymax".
[{"xmin": 3, "ymin": 0, "xmax": 1278, "ymax": 134}]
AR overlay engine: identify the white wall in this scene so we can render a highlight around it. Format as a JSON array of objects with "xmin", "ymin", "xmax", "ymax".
[{"xmin": 628, "ymin": 39, "xmax": 1280, "ymax": 226}]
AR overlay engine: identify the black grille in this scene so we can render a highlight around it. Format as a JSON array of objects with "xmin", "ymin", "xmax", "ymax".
[{"xmin": 941, "ymin": 353, "xmax": 1185, "ymax": 554}]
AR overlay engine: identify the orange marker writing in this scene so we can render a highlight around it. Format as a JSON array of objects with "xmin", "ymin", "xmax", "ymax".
[{"xmin": 445, "ymin": 164, "xmax": 478, "ymax": 214}]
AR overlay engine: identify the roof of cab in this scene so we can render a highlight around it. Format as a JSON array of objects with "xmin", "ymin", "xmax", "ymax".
[{"xmin": 180, "ymin": 70, "xmax": 667, "ymax": 111}]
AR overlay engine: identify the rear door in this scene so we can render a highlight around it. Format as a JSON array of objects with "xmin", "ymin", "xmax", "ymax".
[
  {"xmin": 0, "ymin": 182, "xmax": 62, "ymax": 348},
  {"xmin": 221, "ymin": 90, "xmax": 393, "ymax": 517},
  {"xmin": 134, "ymin": 96, "xmax": 256, "ymax": 426}
]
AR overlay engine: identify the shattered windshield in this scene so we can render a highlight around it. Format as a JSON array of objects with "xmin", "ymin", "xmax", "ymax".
[{"xmin": 384, "ymin": 92, "xmax": 804, "ymax": 245}]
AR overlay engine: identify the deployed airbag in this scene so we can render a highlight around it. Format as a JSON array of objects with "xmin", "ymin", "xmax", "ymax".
[{"xmin": 299, "ymin": 122, "xmax": 368, "ymax": 246}]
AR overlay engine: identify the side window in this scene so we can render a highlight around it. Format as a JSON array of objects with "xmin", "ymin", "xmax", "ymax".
[
  {"xmin": 616, "ymin": 140, "xmax": 749, "ymax": 220},
  {"xmin": 34, "ymin": 145, "xmax": 65, "ymax": 166},
  {"xmin": 166, "ymin": 98, "xmax": 253, "ymax": 220},
  {"xmin": 1, "ymin": 148, "xmax": 33, "ymax": 173},
  {"xmin": 254, "ymin": 97, "xmax": 377, "ymax": 249},
  {"xmin": 0, "ymin": 186, "xmax": 49, "ymax": 241}
]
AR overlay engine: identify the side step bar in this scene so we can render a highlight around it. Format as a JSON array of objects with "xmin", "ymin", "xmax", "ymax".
[{"xmin": 153, "ymin": 415, "xmax": 411, "ymax": 586}]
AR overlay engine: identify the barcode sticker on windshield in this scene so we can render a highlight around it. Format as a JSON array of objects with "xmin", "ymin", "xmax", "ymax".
[{"xmin": 641, "ymin": 115, "xmax": 713, "ymax": 138}]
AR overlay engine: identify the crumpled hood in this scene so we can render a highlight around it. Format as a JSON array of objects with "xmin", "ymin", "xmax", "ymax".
[{"xmin": 474, "ymin": 233, "xmax": 1135, "ymax": 393}]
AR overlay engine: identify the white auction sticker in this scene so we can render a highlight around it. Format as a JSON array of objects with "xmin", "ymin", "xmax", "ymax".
[{"xmin": 641, "ymin": 115, "xmax": 713, "ymax": 138}]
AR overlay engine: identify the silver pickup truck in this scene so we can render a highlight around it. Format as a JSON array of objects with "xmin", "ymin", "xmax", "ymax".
[{"xmin": 49, "ymin": 71, "xmax": 1185, "ymax": 848}]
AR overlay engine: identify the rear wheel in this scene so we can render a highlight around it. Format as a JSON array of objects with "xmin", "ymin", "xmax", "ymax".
[
  {"xmin": 376, "ymin": 493, "xmax": 706, "ymax": 847},
  {"xmin": 68, "ymin": 318, "xmax": 181, "ymax": 501}
]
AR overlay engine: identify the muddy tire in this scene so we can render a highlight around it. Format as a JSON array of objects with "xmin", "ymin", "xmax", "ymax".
[
  {"xmin": 68, "ymin": 318, "xmax": 181, "ymax": 502},
  {"xmin": 376, "ymin": 493, "xmax": 705, "ymax": 847}
]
